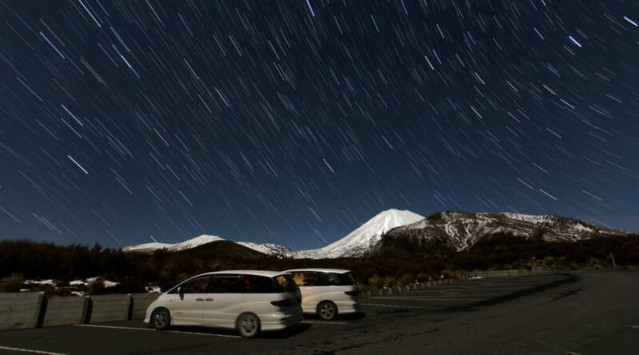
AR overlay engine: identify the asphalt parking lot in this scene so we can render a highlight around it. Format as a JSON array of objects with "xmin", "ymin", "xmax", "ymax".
[
  {"xmin": 362, "ymin": 273, "xmax": 571, "ymax": 310},
  {"xmin": 2, "ymin": 271, "xmax": 637, "ymax": 354}
]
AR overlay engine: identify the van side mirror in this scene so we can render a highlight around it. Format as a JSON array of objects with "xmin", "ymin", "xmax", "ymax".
[{"xmin": 178, "ymin": 286, "xmax": 184, "ymax": 300}]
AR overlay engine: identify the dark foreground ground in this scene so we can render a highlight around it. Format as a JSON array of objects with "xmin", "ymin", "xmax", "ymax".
[{"xmin": 0, "ymin": 270, "xmax": 637, "ymax": 354}]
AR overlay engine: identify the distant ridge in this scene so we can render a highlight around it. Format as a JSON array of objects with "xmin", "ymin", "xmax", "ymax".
[
  {"xmin": 122, "ymin": 234, "xmax": 292, "ymax": 258},
  {"xmin": 121, "ymin": 235, "xmax": 225, "ymax": 253},
  {"xmin": 383, "ymin": 211, "xmax": 630, "ymax": 252},
  {"xmin": 121, "ymin": 242, "xmax": 172, "ymax": 253},
  {"xmin": 122, "ymin": 209, "xmax": 423, "ymax": 258},
  {"xmin": 122, "ymin": 210, "xmax": 631, "ymax": 259}
]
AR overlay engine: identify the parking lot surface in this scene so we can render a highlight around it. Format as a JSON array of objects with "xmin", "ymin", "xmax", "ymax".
[
  {"xmin": 1, "ymin": 271, "xmax": 637, "ymax": 354},
  {"xmin": 362, "ymin": 273, "xmax": 570, "ymax": 310}
]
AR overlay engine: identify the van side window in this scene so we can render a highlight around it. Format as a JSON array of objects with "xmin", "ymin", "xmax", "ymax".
[
  {"xmin": 302, "ymin": 272, "xmax": 318, "ymax": 286},
  {"xmin": 208, "ymin": 275, "xmax": 243, "ymax": 293},
  {"xmin": 243, "ymin": 275, "xmax": 276, "ymax": 293},
  {"xmin": 317, "ymin": 272, "xmax": 356, "ymax": 286},
  {"xmin": 275, "ymin": 274, "xmax": 298, "ymax": 292},
  {"xmin": 178, "ymin": 276, "xmax": 210, "ymax": 294},
  {"xmin": 292, "ymin": 272, "xmax": 318, "ymax": 286},
  {"xmin": 316, "ymin": 272, "xmax": 330, "ymax": 286}
]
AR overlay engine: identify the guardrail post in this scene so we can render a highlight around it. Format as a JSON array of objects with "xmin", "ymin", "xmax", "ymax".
[
  {"xmin": 35, "ymin": 293, "xmax": 46, "ymax": 328},
  {"xmin": 33, "ymin": 292, "xmax": 45, "ymax": 329},
  {"xmin": 81, "ymin": 296, "xmax": 92, "ymax": 324},
  {"xmin": 126, "ymin": 294, "xmax": 133, "ymax": 320}
]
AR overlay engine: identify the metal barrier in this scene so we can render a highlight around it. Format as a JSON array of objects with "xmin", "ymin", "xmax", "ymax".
[
  {"xmin": 0, "ymin": 292, "xmax": 44, "ymax": 330},
  {"xmin": 0, "ymin": 293, "xmax": 161, "ymax": 330}
]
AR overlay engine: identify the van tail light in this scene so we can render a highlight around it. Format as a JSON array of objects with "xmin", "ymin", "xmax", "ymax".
[
  {"xmin": 345, "ymin": 290, "xmax": 360, "ymax": 296},
  {"xmin": 271, "ymin": 299, "xmax": 291, "ymax": 307}
]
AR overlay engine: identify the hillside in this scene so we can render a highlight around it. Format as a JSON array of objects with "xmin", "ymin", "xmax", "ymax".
[{"xmin": 381, "ymin": 211, "xmax": 630, "ymax": 253}]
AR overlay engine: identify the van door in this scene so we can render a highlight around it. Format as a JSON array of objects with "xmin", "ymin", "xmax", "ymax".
[
  {"xmin": 202, "ymin": 274, "xmax": 244, "ymax": 329},
  {"xmin": 170, "ymin": 275, "xmax": 210, "ymax": 326}
]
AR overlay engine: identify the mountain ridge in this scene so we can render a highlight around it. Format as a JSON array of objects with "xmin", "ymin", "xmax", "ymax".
[
  {"xmin": 383, "ymin": 211, "xmax": 629, "ymax": 252},
  {"xmin": 122, "ymin": 209, "xmax": 632, "ymax": 258},
  {"xmin": 121, "ymin": 209, "xmax": 421, "ymax": 258}
]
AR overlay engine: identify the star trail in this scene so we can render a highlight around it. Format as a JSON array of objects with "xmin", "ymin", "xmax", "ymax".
[{"xmin": 1, "ymin": 1, "xmax": 638, "ymax": 250}]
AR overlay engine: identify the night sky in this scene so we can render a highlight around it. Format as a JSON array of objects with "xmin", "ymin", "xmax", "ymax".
[{"xmin": 1, "ymin": 1, "xmax": 638, "ymax": 250}]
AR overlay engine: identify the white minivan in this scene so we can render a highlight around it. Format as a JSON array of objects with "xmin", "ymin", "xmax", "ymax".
[
  {"xmin": 284, "ymin": 268, "xmax": 360, "ymax": 320},
  {"xmin": 144, "ymin": 270, "xmax": 303, "ymax": 338}
]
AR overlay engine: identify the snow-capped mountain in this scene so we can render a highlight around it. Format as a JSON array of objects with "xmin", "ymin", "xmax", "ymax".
[
  {"xmin": 123, "ymin": 234, "xmax": 292, "ymax": 257},
  {"xmin": 383, "ymin": 211, "xmax": 629, "ymax": 251},
  {"xmin": 122, "ymin": 209, "xmax": 423, "ymax": 259},
  {"xmin": 123, "ymin": 210, "xmax": 626, "ymax": 259},
  {"xmin": 294, "ymin": 209, "xmax": 425, "ymax": 259},
  {"xmin": 167, "ymin": 235, "xmax": 225, "ymax": 251},
  {"xmin": 121, "ymin": 242, "xmax": 173, "ymax": 253},
  {"xmin": 237, "ymin": 242, "xmax": 293, "ymax": 258}
]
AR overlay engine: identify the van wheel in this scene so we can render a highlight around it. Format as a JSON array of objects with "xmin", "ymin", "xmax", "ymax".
[
  {"xmin": 151, "ymin": 308, "xmax": 171, "ymax": 330},
  {"xmin": 317, "ymin": 301, "xmax": 337, "ymax": 320},
  {"xmin": 237, "ymin": 312, "xmax": 261, "ymax": 338}
]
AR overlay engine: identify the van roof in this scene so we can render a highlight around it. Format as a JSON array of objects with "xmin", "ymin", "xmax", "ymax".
[
  {"xmin": 197, "ymin": 270, "xmax": 288, "ymax": 277},
  {"xmin": 283, "ymin": 268, "xmax": 351, "ymax": 274}
]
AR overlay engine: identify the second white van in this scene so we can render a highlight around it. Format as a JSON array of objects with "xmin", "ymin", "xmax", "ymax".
[{"xmin": 284, "ymin": 268, "xmax": 360, "ymax": 320}]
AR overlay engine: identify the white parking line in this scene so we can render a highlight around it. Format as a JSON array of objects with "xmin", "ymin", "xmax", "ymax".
[
  {"xmin": 301, "ymin": 320, "xmax": 350, "ymax": 325},
  {"xmin": 372, "ymin": 297, "xmax": 484, "ymax": 302},
  {"xmin": 74, "ymin": 324, "xmax": 150, "ymax": 331},
  {"xmin": 0, "ymin": 345, "xmax": 68, "ymax": 355},
  {"xmin": 73, "ymin": 324, "xmax": 240, "ymax": 338},
  {"xmin": 361, "ymin": 303, "xmax": 425, "ymax": 309}
]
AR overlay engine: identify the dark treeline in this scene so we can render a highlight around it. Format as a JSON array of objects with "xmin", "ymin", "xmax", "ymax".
[{"xmin": 1, "ymin": 234, "xmax": 638, "ymax": 294}]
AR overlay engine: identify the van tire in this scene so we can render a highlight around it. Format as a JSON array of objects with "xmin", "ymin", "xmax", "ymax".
[
  {"xmin": 237, "ymin": 312, "xmax": 261, "ymax": 338},
  {"xmin": 317, "ymin": 301, "xmax": 337, "ymax": 320},
  {"xmin": 151, "ymin": 308, "xmax": 171, "ymax": 330}
]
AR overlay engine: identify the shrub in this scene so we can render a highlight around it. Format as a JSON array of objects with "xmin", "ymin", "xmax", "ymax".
[
  {"xmin": 367, "ymin": 274, "xmax": 383, "ymax": 288},
  {"xmin": 1, "ymin": 273, "xmax": 25, "ymax": 292},
  {"xmin": 87, "ymin": 277, "xmax": 105, "ymax": 295}
]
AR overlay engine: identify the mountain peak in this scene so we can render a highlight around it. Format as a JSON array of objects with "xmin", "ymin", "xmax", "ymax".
[{"xmin": 294, "ymin": 209, "xmax": 425, "ymax": 259}]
